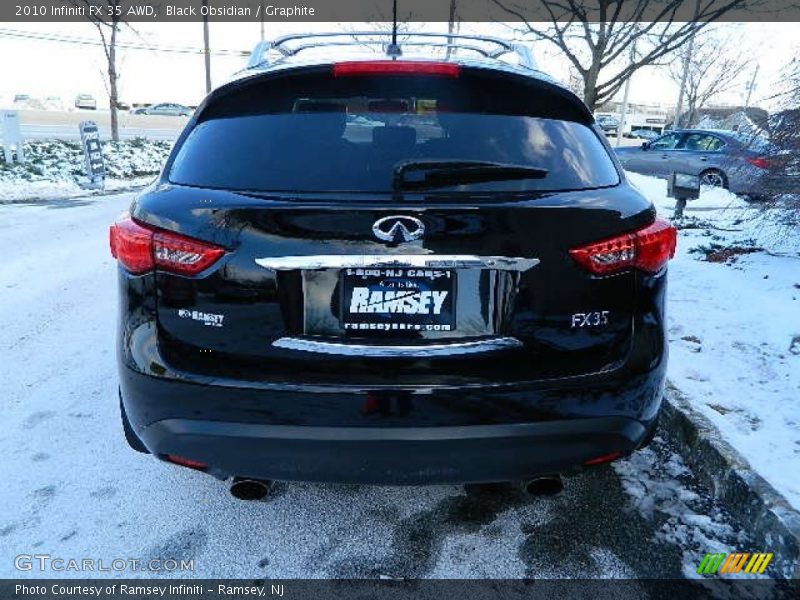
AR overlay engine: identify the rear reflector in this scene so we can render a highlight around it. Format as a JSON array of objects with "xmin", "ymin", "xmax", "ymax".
[
  {"xmin": 333, "ymin": 61, "xmax": 460, "ymax": 78},
  {"xmin": 569, "ymin": 218, "xmax": 677, "ymax": 275},
  {"xmin": 164, "ymin": 454, "xmax": 208, "ymax": 471},
  {"xmin": 583, "ymin": 451, "xmax": 623, "ymax": 466},
  {"xmin": 110, "ymin": 216, "xmax": 225, "ymax": 276}
]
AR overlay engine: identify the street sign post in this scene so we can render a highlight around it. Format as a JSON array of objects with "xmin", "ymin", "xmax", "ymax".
[
  {"xmin": 79, "ymin": 121, "xmax": 106, "ymax": 190},
  {"xmin": 1, "ymin": 110, "xmax": 24, "ymax": 163}
]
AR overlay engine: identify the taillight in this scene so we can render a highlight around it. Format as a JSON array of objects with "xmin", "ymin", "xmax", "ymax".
[
  {"xmin": 109, "ymin": 216, "xmax": 225, "ymax": 276},
  {"xmin": 569, "ymin": 218, "xmax": 677, "ymax": 275},
  {"xmin": 333, "ymin": 60, "xmax": 461, "ymax": 78},
  {"xmin": 153, "ymin": 230, "xmax": 226, "ymax": 276},
  {"xmin": 109, "ymin": 218, "xmax": 154, "ymax": 275},
  {"xmin": 746, "ymin": 156, "xmax": 771, "ymax": 170}
]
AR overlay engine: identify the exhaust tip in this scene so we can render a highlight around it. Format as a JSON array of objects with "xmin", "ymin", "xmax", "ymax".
[
  {"xmin": 230, "ymin": 477, "xmax": 272, "ymax": 501},
  {"xmin": 522, "ymin": 475, "xmax": 563, "ymax": 496}
]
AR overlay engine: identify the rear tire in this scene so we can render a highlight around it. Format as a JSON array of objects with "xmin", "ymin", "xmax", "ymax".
[
  {"xmin": 699, "ymin": 168, "xmax": 727, "ymax": 189},
  {"xmin": 119, "ymin": 390, "xmax": 149, "ymax": 454}
]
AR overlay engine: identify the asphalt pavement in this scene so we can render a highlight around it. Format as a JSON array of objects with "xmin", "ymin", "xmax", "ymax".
[{"xmin": 0, "ymin": 193, "xmax": 750, "ymax": 580}]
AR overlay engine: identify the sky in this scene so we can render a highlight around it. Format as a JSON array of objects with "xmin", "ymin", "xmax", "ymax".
[{"xmin": 0, "ymin": 21, "xmax": 795, "ymax": 111}]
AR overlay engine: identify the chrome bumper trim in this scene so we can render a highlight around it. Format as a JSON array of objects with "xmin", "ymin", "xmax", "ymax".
[
  {"xmin": 272, "ymin": 336, "xmax": 523, "ymax": 357},
  {"xmin": 255, "ymin": 254, "xmax": 539, "ymax": 272}
]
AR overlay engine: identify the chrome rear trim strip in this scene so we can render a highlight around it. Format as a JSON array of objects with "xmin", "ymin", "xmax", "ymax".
[
  {"xmin": 255, "ymin": 255, "xmax": 539, "ymax": 272},
  {"xmin": 272, "ymin": 336, "xmax": 523, "ymax": 357}
]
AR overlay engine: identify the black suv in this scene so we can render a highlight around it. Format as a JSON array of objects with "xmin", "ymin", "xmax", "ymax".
[{"xmin": 111, "ymin": 33, "xmax": 676, "ymax": 492}]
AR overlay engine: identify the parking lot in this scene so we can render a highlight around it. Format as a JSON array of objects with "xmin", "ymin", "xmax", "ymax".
[
  {"xmin": 12, "ymin": 109, "xmax": 185, "ymax": 141},
  {"xmin": 0, "ymin": 193, "xmax": 752, "ymax": 579}
]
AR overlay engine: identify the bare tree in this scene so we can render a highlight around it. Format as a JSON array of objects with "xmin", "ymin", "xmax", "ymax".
[
  {"xmin": 762, "ymin": 55, "xmax": 800, "ymax": 200},
  {"xmin": 492, "ymin": 0, "xmax": 747, "ymax": 110},
  {"xmin": 71, "ymin": 0, "xmax": 127, "ymax": 141},
  {"xmin": 669, "ymin": 33, "xmax": 750, "ymax": 127}
]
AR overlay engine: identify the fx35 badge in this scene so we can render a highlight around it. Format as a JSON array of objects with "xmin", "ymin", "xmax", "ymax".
[{"xmin": 571, "ymin": 311, "xmax": 610, "ymax": 328}]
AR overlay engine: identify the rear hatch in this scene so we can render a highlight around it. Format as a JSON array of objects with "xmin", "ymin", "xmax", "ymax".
[{"xmin": 137, "ymin": 61, "xmax": 656, "ymax": 386}]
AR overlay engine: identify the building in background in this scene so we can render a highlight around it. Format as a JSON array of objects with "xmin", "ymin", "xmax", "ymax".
[{"xmin": 596, "ymin": 101, "xmax": 671, "ymax": 136}]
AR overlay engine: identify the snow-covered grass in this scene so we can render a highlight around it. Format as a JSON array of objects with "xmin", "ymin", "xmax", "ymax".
[
  {"xmin": 627, "ymin": 171, "xmax": 800, "ymax": 509},
  {"xmin": 0, "ymin": 138, "xmax": 171, "ymax": 202}
]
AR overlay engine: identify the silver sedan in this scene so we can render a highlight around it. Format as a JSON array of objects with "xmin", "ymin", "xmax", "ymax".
[{"xmin": 614, "ymin": 128, "xmax": 795, "ymax": 198}]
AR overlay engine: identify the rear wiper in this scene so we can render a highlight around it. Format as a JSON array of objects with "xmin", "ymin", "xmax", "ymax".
[{"xmin": 392, "ymin": 159, "xmax": 548, "ymax": 191}]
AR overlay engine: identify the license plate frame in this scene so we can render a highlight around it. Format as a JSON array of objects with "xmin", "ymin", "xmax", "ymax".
[{"xmin": 339, "ymin": 267, "xmax": 457, "ymax": 333}]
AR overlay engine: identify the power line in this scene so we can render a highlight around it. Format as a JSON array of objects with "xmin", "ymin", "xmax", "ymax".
[{"xmin": 0, "ymin": 28, "xmax": 249, "ymax": 56}]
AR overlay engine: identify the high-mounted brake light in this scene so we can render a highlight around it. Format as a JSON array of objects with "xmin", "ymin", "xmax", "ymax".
[
  {"xmin": 109, "ymin": 216, "xmax": 225, "ymax": 276},
  {"xmin": 569, "ymin": 218, "xmax": 677, "ymax": 276},
  {"xmin": 333, "ymin": 60, "xmax": 461, "ymax": 78}
]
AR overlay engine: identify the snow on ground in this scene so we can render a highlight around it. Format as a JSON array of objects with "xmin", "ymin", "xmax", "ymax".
[
  {"xmin": 0, "ymin": 139, "xmax": 170, "ymax": 202},
  {"xmin": 0, "ymin": 176, "xmax": 156, "ymax": 203},
  {"xmin": 0, "ymin": 192, "xmax": 750, "ymax": 579},
  {"xmin": 614, "ymin": 435, "xmax": 746, "ymax": 580},
  {"xmin": 628, "ymin": 171, "xmax": 800, "ymax": 509}
]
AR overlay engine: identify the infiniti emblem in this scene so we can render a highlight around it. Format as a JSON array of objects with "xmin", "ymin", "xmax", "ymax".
[{"xmin": 372, "ymin": 215, "xmax": 425, "ymax": 243}]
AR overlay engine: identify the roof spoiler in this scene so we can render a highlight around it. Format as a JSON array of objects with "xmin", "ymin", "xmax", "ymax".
[{"xmin": 246, "ymin": 31, "xmax": 538, "ymax": 72}]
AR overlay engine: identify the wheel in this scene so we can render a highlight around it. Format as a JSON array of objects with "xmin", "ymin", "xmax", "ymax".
[
  {"xmin": 699, "ymin": 169, "xmax": 727, "ymax": 189},
  {"xmin": 119, "ymin": 389, "xmax": 149, "ymax": 454}
]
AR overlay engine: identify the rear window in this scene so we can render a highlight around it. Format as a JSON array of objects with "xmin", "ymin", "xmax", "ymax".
[{"xmin": 169, "ymin": 69, "xmax": 619, "ymax": 194}]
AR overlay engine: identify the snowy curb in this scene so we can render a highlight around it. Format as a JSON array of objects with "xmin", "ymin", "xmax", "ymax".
[
  {"xmin": 0, "ymin": 182, "xmax": 148, "ymax": 204},
  {"xmin": 662, "ymin": 382, "xmax": 800, "ymax": 579}
]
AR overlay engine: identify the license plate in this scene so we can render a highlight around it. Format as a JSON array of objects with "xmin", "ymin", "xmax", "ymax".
[{"xmin": 340, "ymin": 268, "xmax": 456, "ymax": 332}]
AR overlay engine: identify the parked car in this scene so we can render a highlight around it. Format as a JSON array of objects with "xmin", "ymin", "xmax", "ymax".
[
  {"xmin": 12, "ymin": 94, "xmax": 43, "ymax": 110},
  {"xmin": 43, "ymin": 96, "xmax": 64, "ymax": 111},
  {"xmin": 615, "ymin": 128, "xmax": 793, "ymax": 197},
  {"xmin": 596, "ymin": 115, "xmax": 619, "ymax": 136},
  {"xmin": 75, "ymin": 94, "xmax": 97, "ymax": 110},
  {"xmin": 139, "ymin": 102, "xmax": 193, "ymax": 117},
  {"xmin": 110, "ymin": 33, "xmax": 676, "ymax": 496}
]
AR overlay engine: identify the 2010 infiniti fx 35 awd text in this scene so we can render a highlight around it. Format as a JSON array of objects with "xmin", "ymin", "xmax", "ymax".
[{"xmin": 110, "ymin": 32, "xmax": 676, "ymax": 493}]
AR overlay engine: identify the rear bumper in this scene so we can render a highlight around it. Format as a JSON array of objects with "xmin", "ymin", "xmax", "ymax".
[
  {"xmin": 120, "ymin": 348, "xmax": 665, "ymax": 483},
  {"xmin": 139, "ymin": 416, "xmax": 647, "ymax": 485}
]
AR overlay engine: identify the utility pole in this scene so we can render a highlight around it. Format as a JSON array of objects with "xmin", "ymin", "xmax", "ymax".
[
  {"xmin": 445, "ymin": 0, "xmax": 457, "ymax": 60},
  {"xmin": 616, "ymin": 39, "xmax": 637, "ymax": 147},
  {"xmin": 202, "ymin": 0, "xmax": 212, "ymax": 93},
  {"xmin": 673, "ymin": 34, "xmax": 694, "ymax": 129},
  {"xmin": 616, "ymin": 76, "xmax": 632, "ymax": 147},
  {"xmin": 260, "ymin": 0, "xmax": 265, "ymax": 42},
  {"xmin": 673, "ymin": 0, "xmax": 701, "ymax": 129},
  {"xmin": 744, "ymin": 64, "xmax": 760, "ymax": 110}
]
